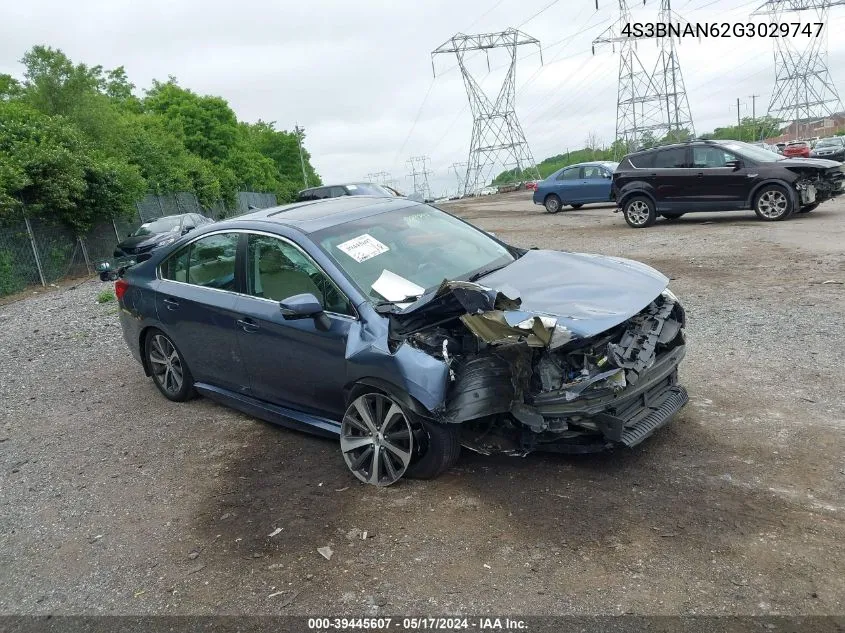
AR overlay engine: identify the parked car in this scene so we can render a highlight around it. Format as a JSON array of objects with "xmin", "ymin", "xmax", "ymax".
[
  {"xmin": 810, "ymin": 136, "xmax": 845, "ymax": 162},
  {"xmin": 296, "ymin": 183, "xmax": 394, "ymax": 202},
  {"xmin": 113, "ymin": 213, "xmax": 212, "ymax": 260},
  {"xmin": 532, "ymin": 161, "xmax": 618, "ymax": 213},
  {"xmin": 612, "ymin": 139, "xmax": 844, "ymax": 228},
  {"xmin": 113, "ymin": 196, "xmax": 688, "ymax": 486},
  {"xmin": 751, "ymin": 141, "xmax": 779, "ymax": 154},
  {"xmin": 782, "ymin": 141, "xmax": 811, "ymax": 158},
  {"xmin": 775, "ymin": 142, "xmax": 787, "ymax": 154},
  {"xmin": 524, "ymin": 180, "xmax": 539, "ymax": 191}
]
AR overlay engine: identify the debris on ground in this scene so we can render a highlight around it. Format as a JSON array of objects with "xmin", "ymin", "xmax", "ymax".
[
  {"xmin": 268, "ymin": 527, "xmax": 283, "ymax": 537},
  {"xmin": 317, "ymin": 546, "xmax": 334, "ymax": 560}
]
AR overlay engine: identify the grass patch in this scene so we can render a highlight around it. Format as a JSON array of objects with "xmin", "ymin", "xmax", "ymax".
[{"xmin": 96, "ymin": 289, "xmax": 115, "ymax": 304}]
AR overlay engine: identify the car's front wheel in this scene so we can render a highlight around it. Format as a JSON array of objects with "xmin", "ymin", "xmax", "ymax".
[
  {"xmin": 754, "ymin": 185, "xmax": 793, "ymax": 221},
  {"xmin": 623, "ymin": 196, "xmax": 657, "ymax": 228},
  {"xmin": 341, "ymin": 392, "xmax": 416, "ymax": 486},
  {"xmin": 544, "ymin": 194, "xmax": 562, "ymax": 214},
  {"xmin": 145, "ymin": 329, "xmax": 195, "ymax": 402}
]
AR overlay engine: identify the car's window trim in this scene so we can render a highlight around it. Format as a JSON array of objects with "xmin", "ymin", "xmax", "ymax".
[{"xmin": 157, "ymin": 228, "xmax": 359, "ymax": 320}]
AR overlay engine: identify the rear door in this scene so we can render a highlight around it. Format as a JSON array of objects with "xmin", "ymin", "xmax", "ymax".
[
  {"xmin": 688, "ymin": 145, "xmax": 750, "ymax": 208},
  {"xmin": 156, "ymin": 232, "xmax": 250, "ymax": 394},
  {"xmin": 651, "ymin": 147, "xmax": 693, "ymax": 211},
  {"xmin": 233, "ymin": 232, "xmax": 355, "ymax": 417},
  {"xmin": 580, "ymin": 164, "xmax": 612, "ymax": 202},
  {"xmin": 551, "ymin": 166, "xmax": 582, "ymax": 202}
]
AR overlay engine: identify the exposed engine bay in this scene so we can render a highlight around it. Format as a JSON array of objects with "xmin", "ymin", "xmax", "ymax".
[
  {"xmin": 791, "ymin": 165, "xmax": 845, "ymax": 204},
  {"xmin": 384, "ymin": 280, "xmax": 688, "ymax": 456}
]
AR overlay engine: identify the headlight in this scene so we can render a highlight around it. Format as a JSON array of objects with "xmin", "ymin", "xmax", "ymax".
[{"xmin": 661, "ymin": 288, "xmax": 679, "ymax": 303}]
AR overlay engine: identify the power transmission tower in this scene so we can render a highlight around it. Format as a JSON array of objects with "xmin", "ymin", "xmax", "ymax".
[
  {"xmin": 450, "ymin": 161, "xmax": 469, "ymax": 197},
  {"xmin": 752, "ymin": 1, "xmax": 844, "ymax": 140},
  {"xmin": 406, "ymin": 156, "xmax": 433, "ymax": 201},
  {"xmin": 432, "ymin": 29, "xmax": 542, "ymax": 196},
  {"xmin": 593, "ymin": 0, "xmax": 695, "ymax": 154},
  {"xmin": 366, "ymin": 171, "xmax": 392, "ymax": 185}
]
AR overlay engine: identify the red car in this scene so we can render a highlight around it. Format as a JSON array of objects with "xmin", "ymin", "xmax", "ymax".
[
  {"xmin": 524, "ymin": 180, "xmax": 539, "ymax": 191},
  {"xmin": 783, "ymin": 141, "xmax": 810, "ymax": 158}
]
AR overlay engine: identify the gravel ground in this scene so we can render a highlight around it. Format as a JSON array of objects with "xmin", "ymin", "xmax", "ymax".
[{"xmin": 1, "ymin": 194, "xmax": 844, "ymax": 616}]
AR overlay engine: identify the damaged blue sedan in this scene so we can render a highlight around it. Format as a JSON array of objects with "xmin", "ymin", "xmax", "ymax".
[{"xmin": 115, "ymin": 196, "xmax": 688, "ymax": 486}]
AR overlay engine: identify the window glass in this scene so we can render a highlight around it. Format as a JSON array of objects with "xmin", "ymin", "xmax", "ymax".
[
  {"xmin": 162, "ymin": 246, "xmax": 190, "ymax": 283},
  {"xmin": 246, "ymin": 235, "xmax": 354, "ymax": 316},
  {"xmin": 691, "ymin": 146, "xmax": 737, "ymax": 168},
  {"xmin": 557, "ymin": 167, "xmax": 581, "ymax": 181},
  {"xmin": 329, "ymin": 186, "xmax": 347, "ymax": 197},
  {"xmin": 653, "ymin": 148, "xmax": 688, "ymax": 168},
  {"xmin": 583, "ymin": 165, "xmax": 605, "ymax": 179},
  {"xmin": 133, "ymin": 216, "xmax": 181, "ymax": 236},
  {"xmin": 628, "ymin": 153, "xmax": 655, "ymax": 169},
  {"xmin": 312, "ymin": 206, "xmax": 515, "ymax": 302},
  {"xmin": 184, "ymin": 233, "xmax": 238, "ymax": 290}
]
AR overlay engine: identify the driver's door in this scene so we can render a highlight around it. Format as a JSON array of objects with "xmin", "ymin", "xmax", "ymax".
[{"xmin": 233, "ymin": 232, "xmax": 356, "ymax": 417}]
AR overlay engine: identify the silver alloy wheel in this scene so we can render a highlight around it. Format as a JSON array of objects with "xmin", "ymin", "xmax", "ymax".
[
  {"xmin": 341, "ymin": 393, "xmax": 414, "ymax": 486},
  {"xmin": 757, "ymin": 189, "xmax": 788, "ymax": 219},
  {"xmin": 626, "ymin": 199, "xmax": 651, "ymax": 225},
  {"xmin": 545, "ymin": 196, "xmax": 560, "ymax": 213},
  {"xmin": 148, "ymin": 334, "xmax": 184, "ymax": 395}
]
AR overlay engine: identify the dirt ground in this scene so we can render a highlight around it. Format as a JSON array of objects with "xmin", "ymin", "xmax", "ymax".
[{"xmin": 1, "ymin": 193, "xmax": 844, "ymax": 616}]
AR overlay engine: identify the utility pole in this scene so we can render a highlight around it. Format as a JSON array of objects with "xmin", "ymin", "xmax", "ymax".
[
  {"xmin": 432, "ymin": 29, "xmax": 542, "ymax": 196},
  {"xmin": 749, "ymin": 93, "xmax": 761, "ymax": 140},
  {"xmin": 295, "ymin": 124, "xmax": 308, "ymax": 188},
  {"xmin": 731, "ymin": 99, "xmax": 744, "ymax": 139},
  {"xmin": 752, "ymin": 1, "xmax": 844, "ymax": 141}
]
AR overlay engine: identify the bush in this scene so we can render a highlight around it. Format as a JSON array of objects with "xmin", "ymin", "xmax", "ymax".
[
  {"xmin": 96, "ymin": 288, "xmax": 115, "ymax": 303},
  {"xmin": 0, "ymin": 249, "xmax": 26, "ymax": 296}
]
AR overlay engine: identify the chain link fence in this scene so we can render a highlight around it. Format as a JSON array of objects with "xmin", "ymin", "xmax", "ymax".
[{"xmin": 0, "ymin": 191, "xmax": 277, "ymax": 297}]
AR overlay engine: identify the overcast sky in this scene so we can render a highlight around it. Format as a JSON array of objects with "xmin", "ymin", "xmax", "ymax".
[{"xmin": 3, "ymin": 0, "xmax": 845, "ymax": 196}]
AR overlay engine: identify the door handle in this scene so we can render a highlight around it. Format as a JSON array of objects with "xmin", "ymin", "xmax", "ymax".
[
  {"xmin": 696, "ymin": 172, "xmax": 704, "ymax": 177},
  {"xmin": 162, "ymin": 297, "xmax": 179, "ymax": 311},
  {"xmin": 237, "ymin": 318, "xmax": 259, "ymax": 333},
  {"xmin": 648, "ymin": 173, "xmax": 657, "ymax": 177}
]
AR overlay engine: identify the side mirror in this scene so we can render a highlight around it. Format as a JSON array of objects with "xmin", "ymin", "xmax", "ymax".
[
  {"xmin": 279, "ymin": 293, "xmax": 330, "ymax": 330},
  {"xmin": 725, "ymin": 160, "xmax": 742, "ymax": 169}
]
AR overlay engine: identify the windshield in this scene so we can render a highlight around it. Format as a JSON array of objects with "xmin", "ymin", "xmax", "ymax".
[
  {"xmin": 133, "ymin": 217, "xmax": 182, "ymax": 236},
  {"xmin": 717, "ymin": 140, "xmax": 783, "ymax": 163},
  {"xmin": 312, "ymin": 206, "xmax": 515, "ymax": 302},
  {"xmin": 816, "ymin": 138, "xmax": 843, "ymax": 147},
  {"xmin": 347, "ymin": 183, "xmax": 392, "ymax": 196}
]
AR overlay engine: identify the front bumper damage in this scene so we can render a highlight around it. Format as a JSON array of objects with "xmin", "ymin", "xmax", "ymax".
[
  {"xmin": 793, "ymin": 165, "xmax": 845, "ymax": 204},
  {"xmin": 382, "ymin": 278, "xmax": 688, "ymax": 455}
]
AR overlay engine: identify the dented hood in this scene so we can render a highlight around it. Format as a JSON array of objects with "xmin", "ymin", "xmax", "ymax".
[{"xmin": 475, "ymin": 250, "xmax": 669, "ymax": 338}]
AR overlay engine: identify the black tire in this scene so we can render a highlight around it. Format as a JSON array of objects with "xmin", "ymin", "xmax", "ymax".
[
  {"xmin": 569, "ymin": 203, "xmax": 583, "ymax": 209},
  {"xmin": 662, "ymin": 213, "xmax": 685, "ymax": 220},
  {"xmin": 622, "ymin": 195, "xmax": 657, "ymax": 228},
  {"xmin": 753, "ymin": 184, "xmax": 793, "ymax": 221},
  {"xmin": 144, "ymin": 329, "xmax": 196, "ymax": 402},
  {"xmin": 798, "ymin": 203, "xmax": 819, "ymax": 214},
  {"xmin": 544, "ymin": 194, "xmax": 562, "ymax": 214},
  {"xmin": 406, "ymin": 416, "xmax": 461, "ymax": 480}
]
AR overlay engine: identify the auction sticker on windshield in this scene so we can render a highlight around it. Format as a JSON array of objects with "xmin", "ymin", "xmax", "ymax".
[{"xmin": 336, "ymin": 234, "xmax": 389, "ymax": 263}]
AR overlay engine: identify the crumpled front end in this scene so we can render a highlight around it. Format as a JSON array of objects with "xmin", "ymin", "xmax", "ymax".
[{"xmin": 384, "ymin": 278, "xmax": 688, "ymax": 455}]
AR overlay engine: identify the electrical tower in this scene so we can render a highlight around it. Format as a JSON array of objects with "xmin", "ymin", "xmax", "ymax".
[
  {"xmin": 450, "ymin": 161, "xmax": 469, "ymax": 197},
  {"xmin": 752, "ymin": 1, "xmax": 844, "ymax": 139},
  {"xmin": 406, "ymin": 156, "xmax": 433, "ymax": 201},
  {"xmin": 432, "ymin": 29, "xmax": 542, "ymax": 196},
  {"xmin": 593, "ymin": 0, "xmax": 695, "ymax": 154}
]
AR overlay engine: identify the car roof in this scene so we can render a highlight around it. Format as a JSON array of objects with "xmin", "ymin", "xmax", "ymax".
[
  {"xmin": 223, "ymin": 195, "xmax": 422, "ymax": 234},
  {"xmin": 299, "ymin": 182, "xmax": 378, "ymax": 192}
]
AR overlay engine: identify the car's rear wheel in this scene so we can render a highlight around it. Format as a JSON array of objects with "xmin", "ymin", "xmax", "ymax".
[
  {"xmin": 341, "ymin": 393, "xmax": 415, "ymax": 486},
  {"xmin": 569, "ymin": 203, "xmax": 583, "ymax": 209},
  {"xmin": 662, "ymin": 213, "xmax": 685, "ymax": 221},
  {"xmin": 798, "ymin": 203, "xmax": 819, "ymax": 214},
  {"xmin": 754, "ymin": 185, "xmax": 793, "ymax": 221},
  {"xmin": 623, "ymin": 196, "xmax": 656, "ymax": 228},
  {"xmin": 544, "ymin": 194, "xmax": 562, "ymax": 214},
  {"xmin": 145, "ymin": 330, "xmax": 195, "ymax": 402}
]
